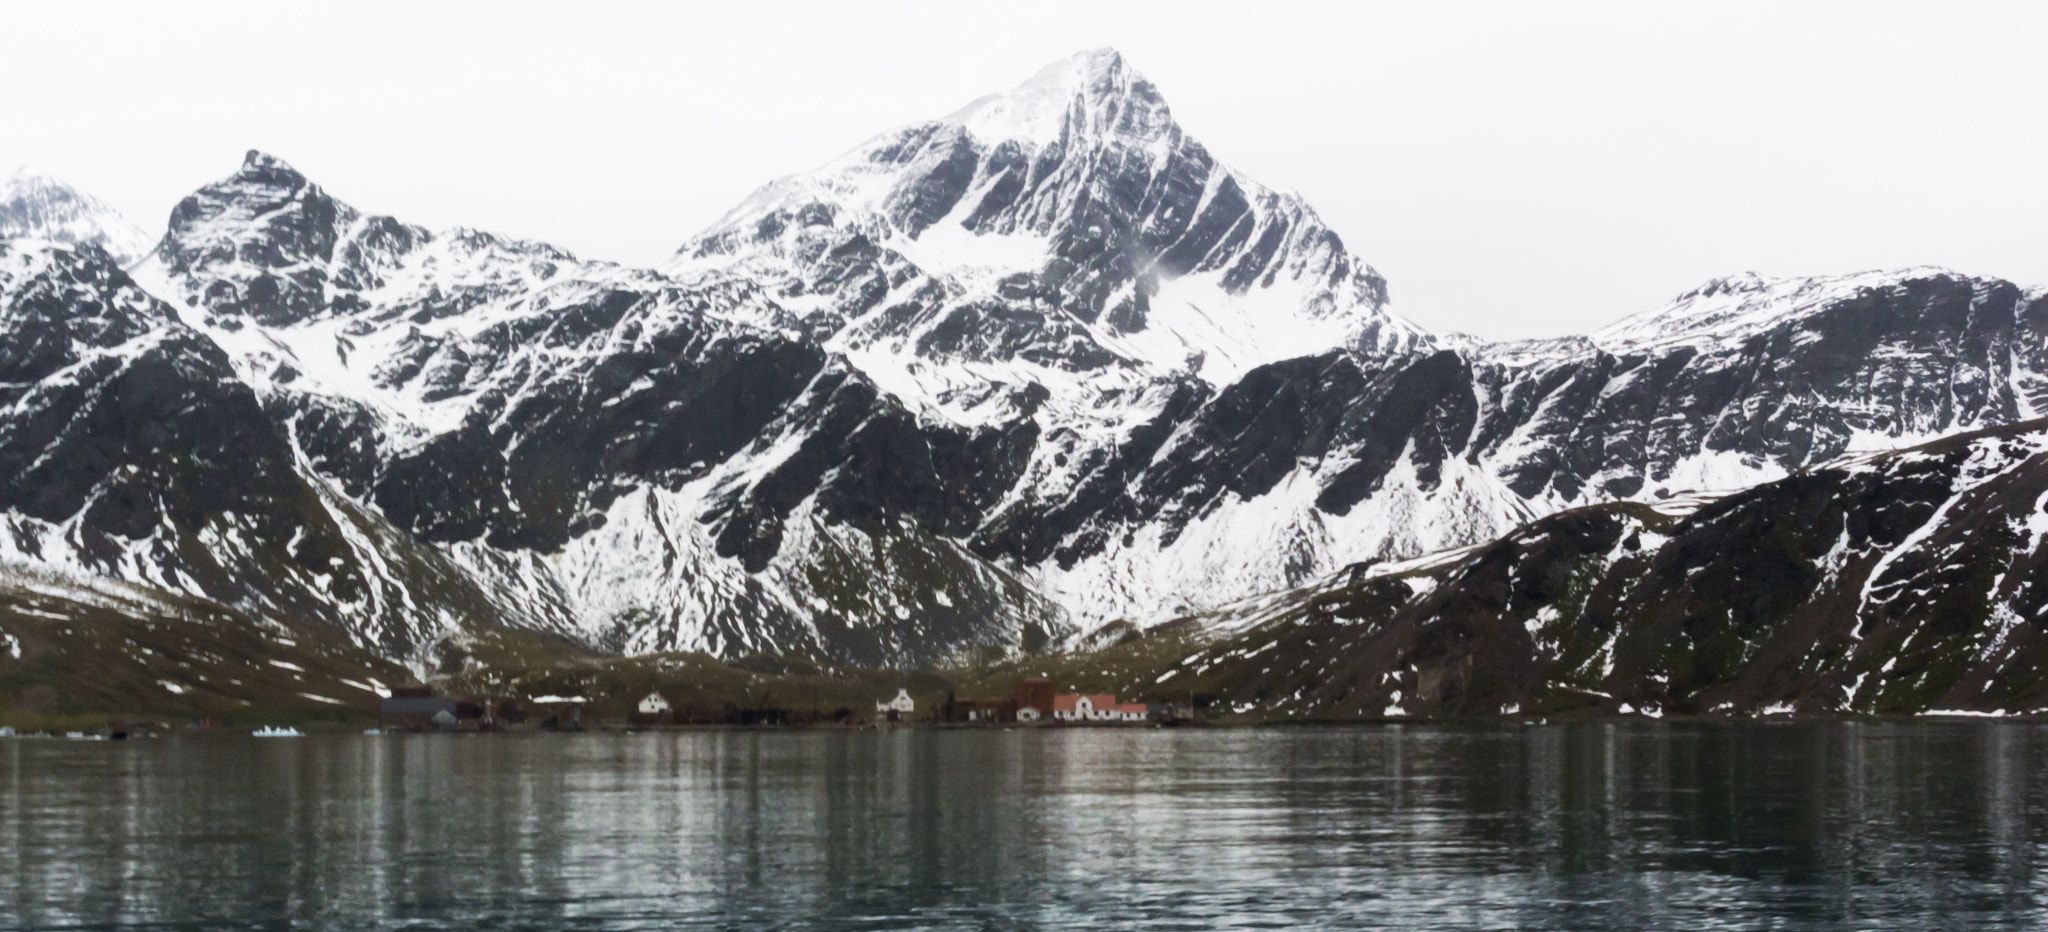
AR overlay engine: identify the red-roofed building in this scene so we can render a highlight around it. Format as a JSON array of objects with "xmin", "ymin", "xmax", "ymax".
[
  {"xmin": 1053, "ymin": 694, "xmax": 1097, "ymax": 721},
  {"xmin": 1052, "ymin": 693, "xmax": 1148, "ymax": 723}
]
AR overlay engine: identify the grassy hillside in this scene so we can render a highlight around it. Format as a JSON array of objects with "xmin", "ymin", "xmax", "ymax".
[{"xmin": 0, "ymin": 564, "xmax": 410, "ymax": 731}]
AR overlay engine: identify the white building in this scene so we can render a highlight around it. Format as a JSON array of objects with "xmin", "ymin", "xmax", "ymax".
[
  {"xmin": 1017, "ymin": 707, "xmax": 1042, "ymax": 723},
  {"xmin": 876, "ymin": 688, "xmax": 915, "ymax": 715},
  {"xmin": 638, "ymin": 692, "xmax": 672, "ymax": 716},
  {"xmin": 1053, "ymin": 694, "xmax": 1110, "ymax": 722},
  {"xmin": 1054, "ymin": 694, "xmax": 1146, "ymax": 723}
]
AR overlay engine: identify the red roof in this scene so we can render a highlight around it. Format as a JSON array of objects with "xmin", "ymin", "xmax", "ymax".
[
  {"xmin": 1114, "ymin": 703, "xmax": 1148, "ymax": 714},
  {"xmin": 1053, "ymin": 695, "xmax": 1080, "ymax": 712},
  {"xmin": 1087, "ymin": 694, "xmax": 1117, "ymax": 709}
]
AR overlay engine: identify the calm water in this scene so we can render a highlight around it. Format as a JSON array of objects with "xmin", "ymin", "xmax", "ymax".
[{"xmin": 2, "ymin": 722, "xmax": 2045, "ymax": 930}]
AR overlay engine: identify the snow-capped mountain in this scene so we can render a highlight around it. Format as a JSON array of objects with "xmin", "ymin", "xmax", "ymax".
[
  {"xmin": 0, "ymin": 49, "xmax": 2044, "ymax": 675},
  {"xmin": 672, "ymin": 48, "xmax": 1423, "ymax": 386},
  {"xmin": 1122, "ymin": 418, "xmax": 2048, "ymax": 718},
  {"xmin": 0, "ymin": 237, "xmax": 558, "ymax": 664},
  {"xmin": 1, "ymin": 169, "xmax": 154, "ymax": 266},
  {"xmin": 132, "ymin": 150, "xmax": 1069, "ymax": 664}
]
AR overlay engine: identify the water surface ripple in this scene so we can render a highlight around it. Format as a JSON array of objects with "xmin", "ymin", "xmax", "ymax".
[{"xmin": 3, "ymin": 722, "xmax": 2044, "ymax": 929}]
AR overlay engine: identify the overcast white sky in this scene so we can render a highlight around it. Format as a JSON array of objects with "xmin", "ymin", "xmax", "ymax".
[{"xmin": 5, "ymin": 1, "xmax": 2043, "ymax": 339}]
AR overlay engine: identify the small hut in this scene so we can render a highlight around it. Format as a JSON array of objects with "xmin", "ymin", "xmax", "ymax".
[
  {"xmin": 529, "ymin": 695, "xmax": 586, "ymax": 730},
  {"xmin": 630, "ymin": 692, "xmax": 674, "ymax": 727}
]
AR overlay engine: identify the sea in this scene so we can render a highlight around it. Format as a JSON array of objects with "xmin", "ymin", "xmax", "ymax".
[{"xmin": 3, "ymin": 721, "xmax": 2044, "ymax": 929}]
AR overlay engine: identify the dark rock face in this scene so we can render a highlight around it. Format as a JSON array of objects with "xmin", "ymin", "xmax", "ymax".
[
  {"xmin": 0, "ymin": 242, "xmax": 290, "ymax": 534},
  {"xmin": 0, "ymin": 240, "xmax": 563, "ymax": 658},
  {"xmin": 156, "ymin": 151, "xmax": 371, "ymax": 326},
  {"xmin": 968, "ymin": 379, "xmax": 1211, "ymax": 568},
  {"xmin": 154, "ymin": 151, "xmax": 570, "ymax": 329},
  {"xmin": 1045, "ymin": 269, "xmax": 2048, "ymax": 585},
  {"xmin": 360, "ymin": 293, "xmax": 831, "ymax": 553},
  {"xmin": 1128, "ymin": 353, "xmax": 1377, "ymax": 539},
  {"xmin": 1315, "ymin": 350, "xmax": 1479, "ymax": 512},
  {"xmin": 1137, "ymin": 420, "xmax": 2048, "ymax": 718},
  {"xmin": 1459, "ymin": 273, "xmax": 2048, "ymax": 504},
  {"xmin": 702, "ymin": 364, "xmax": 1039, "ymax": 576},
  {"xmin": 0, "ymin": 242, "xmax": 166, "ymax": 379}
]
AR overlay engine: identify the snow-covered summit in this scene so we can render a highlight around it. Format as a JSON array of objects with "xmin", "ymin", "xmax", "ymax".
[
  {"xmin": 240, "ymin": 150, "xmax": 297, "ymax": 174},
  {"xmin": 140, "ymin": 149, "xmax": 619, "ymax": 331},
  {"xmin": 1593, "ymin": 266, "xmax": 1977, "ymax": 352},
  {"xmin": 674, "ymin": 48, "xmax": 1424, "ymax": 388},
  {"xmin": 945, "ymin": 47, "xmax": 1171, "ymax": 149},
  {"xmin": 0, "ymin": 169, "xmax": 155, "ymax": 266}
]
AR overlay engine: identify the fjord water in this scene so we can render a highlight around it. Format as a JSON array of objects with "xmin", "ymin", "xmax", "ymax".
[{"xmin": 3, "ymin": 724, "xmax": 2044, "ymax": 929}]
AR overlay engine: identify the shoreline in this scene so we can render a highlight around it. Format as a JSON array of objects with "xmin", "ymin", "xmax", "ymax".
[{"xmin": 8, "ymin": 711, "xmax": 2044, "ymax": 738}]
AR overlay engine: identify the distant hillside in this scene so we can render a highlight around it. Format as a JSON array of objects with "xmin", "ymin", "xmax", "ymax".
[{"xmin": 1056, "ymin": 419, "xmax": 2048, "ymax": 719}]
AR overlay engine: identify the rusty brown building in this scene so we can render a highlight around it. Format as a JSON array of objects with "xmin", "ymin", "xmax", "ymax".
[{"xmin": 1017, "ymin": 677, "xmax": 1054, "ymax": 717}]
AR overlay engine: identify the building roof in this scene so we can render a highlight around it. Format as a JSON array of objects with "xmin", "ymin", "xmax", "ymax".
[
  {"xmin": 379, "ymin": 697, "xmax": 458, "ymax": 714},
  {"xmin": 1053, "ymin": 694, "xmax": 1080, "ymax": 712},
  {"xmin": 1114, "ymin": 703, "xmax": 1148, "ymax": 714},
  {"xmin": 1087, "ymin": 694, "xmax": 1117, "ymax": 709}
]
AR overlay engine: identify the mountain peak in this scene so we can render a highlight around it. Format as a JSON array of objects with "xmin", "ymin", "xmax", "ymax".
[
  {"xmin": 678, "ymin": 44, "xmax": 1412, "ymax": 384},
  {"xmin": 1594, "ymin": 266, "xmax": 1988, "ymax": 352},
  {"xmin": 1668, "ymin": 266, "xmax": 1967, "ymax": 307},
  {"xmin": 5, "ymin": 168, "xmax": 77, "ymax": 198},
  {"xmin": 1678, "ymin": 271, "xmax": 1776, "ymax": 300},
  {"xmin": 944, "ymin": 47, "xmax": 1171, "ymax": 147},
  {"xmin": 0, "ymin": 170, "xmax": 154, "ymax": 265},
  {"xmin": 239, "ymin": 149, "xmax": 305, "ymax": 180}
]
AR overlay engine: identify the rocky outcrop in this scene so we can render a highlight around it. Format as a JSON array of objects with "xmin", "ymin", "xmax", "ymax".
[
  {"xmin": 0, "ymin": 239, "xmax": 576, "ymax": 662},
  {"xmin": 1134, "ymin": 420, "xmax": 2048, "ymax": 717}
]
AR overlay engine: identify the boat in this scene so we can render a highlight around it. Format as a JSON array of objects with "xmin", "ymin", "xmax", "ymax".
[
  {"xmin": 362, "ymin": 728, "xmax": 382, "ymax": 736},
  {"xmin": 252, "ymin": 726, "xmax": 305, "ymax": 738}
]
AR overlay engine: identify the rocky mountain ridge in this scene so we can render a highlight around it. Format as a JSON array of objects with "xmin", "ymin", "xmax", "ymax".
[
  {"xmin": 1096, "ymin": 418, "xmax": 2048, "ymax": 718},
  {"xmin": 671, "ymin": 48, "xmax": 1422, "ymax": 387},
  {"xmin": 0, "ymin": 49, "xmax": 2043, "ymax": 683}
]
